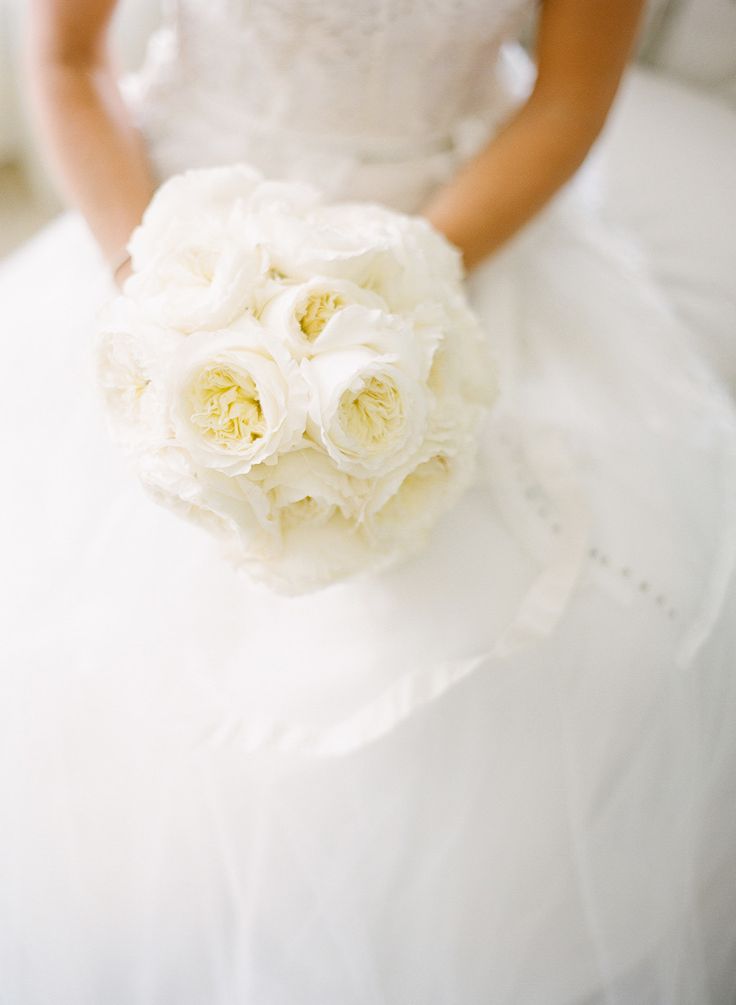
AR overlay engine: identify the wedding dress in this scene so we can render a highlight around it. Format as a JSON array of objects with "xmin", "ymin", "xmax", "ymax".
[{"xmin": 2, "ymin": 1, "xmax": 736, "ymax": 1002}]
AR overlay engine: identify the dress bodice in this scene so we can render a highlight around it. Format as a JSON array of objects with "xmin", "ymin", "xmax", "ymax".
[{"xmin": 125, "ymin": 0, "xmax": 538, "ymax": 209}]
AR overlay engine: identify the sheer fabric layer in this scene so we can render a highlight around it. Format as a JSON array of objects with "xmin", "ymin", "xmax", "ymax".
[{"xmin": 1, "ymin": 0, "xmax": 736, "ymax": 1000}]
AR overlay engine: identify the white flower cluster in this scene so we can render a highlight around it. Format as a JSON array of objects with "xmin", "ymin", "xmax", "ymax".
[{"xmin": 97, "ymin": 164, "xmax": 497, "ymax": 593}]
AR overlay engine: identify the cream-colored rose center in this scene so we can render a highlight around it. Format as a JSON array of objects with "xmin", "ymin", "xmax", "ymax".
[
  {"xmin": 114, "ymin": 347, "xmax": 151, "ymax": 405},
  {"xmin": 121, "ymin": 364, "xmax": 150, "ymax": 401},
  {"xmin": 182, "ymin": 246, "xmax": 217, "ymax": 284},
  {"xmin": 338, "ymin": 375, "xmax": 403, "ymax": 450},
  {"xmin": 189, "ymin": 365, "xmax": 266, "ymax": 447},
  {"xmin": 280, "ymin": 494, "xmax": 331, "ymax": 529},
  {"xmin": 296, "ymin": 292, "xmax": 345, "ymax": 340}
]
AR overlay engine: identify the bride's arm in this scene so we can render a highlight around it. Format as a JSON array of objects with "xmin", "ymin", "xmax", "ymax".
[
  {"xmin": 26, "ymin": 0, "xmax": 156, "ymax": 283},
  {"xmin": 421, "ymin": 0, "xmax": 645, "ymax": 270}
]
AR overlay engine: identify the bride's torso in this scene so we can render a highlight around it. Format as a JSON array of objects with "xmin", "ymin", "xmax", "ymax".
[
  {"xmin": 124, "ymin": 0, "xmax": 537, "ymax": 208},
  {"xmin": 111, "ymin": 0, "xmax": 736, "ymax": 749}
]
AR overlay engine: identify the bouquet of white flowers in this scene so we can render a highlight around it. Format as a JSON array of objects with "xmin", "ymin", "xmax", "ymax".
[{"xmin": 97, "ymin": 164, "xmax": 497, "ymax": 593}]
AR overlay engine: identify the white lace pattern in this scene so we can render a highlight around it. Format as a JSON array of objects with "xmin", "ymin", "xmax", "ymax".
[{"xmin": 124, "ymin": 0, "xmax": 537, "ymax": 209}]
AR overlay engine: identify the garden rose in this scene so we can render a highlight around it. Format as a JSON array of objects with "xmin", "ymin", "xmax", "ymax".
[
  {"xmin": 126, "ymin": 227, "xmax": 268, "ymax": 334},
  {"xmin": 168, "ymin": 320, "xmax": 309, "ymax": 475},
  {"xmin": 128, "ymin": 163, "xmax": 264, "ymax": 268},
  {"xmin": 259, "ymin": 277, "xmax": 387, "ymax": 358},
  {"xmin": 300, "ymin": 335, "xmax": 433, "ymax": 478},
  {"xmin": 96, "ymin": 297, "xmax": 178, "ymax": 447}
]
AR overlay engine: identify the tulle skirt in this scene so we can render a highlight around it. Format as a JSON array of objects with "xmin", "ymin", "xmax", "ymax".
[{"xmin": 1, "ymin": 168, "xmax": 736, "ymax": 1002}]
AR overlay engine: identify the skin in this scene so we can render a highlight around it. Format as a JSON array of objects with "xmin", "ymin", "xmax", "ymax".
[
  {"xmin": 422, "ymin": 0, "xmax": 647, "ymax": 268},
  {"xmin": 27, "ymin": 0, "xmax": 156, "ymax": 285},
  {"xmin": 26, "ymin": 0, "xmax": 646, "ymax": 283}
]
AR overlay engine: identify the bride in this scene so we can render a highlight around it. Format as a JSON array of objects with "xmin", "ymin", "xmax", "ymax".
[{"xmin": 2, "ymin": 0, "xmax": 735, "ymax": 1001}]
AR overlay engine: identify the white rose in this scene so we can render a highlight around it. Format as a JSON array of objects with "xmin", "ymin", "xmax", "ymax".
[
  {"xmin": 235, "ymin": 449, "xmax": 378, "ymax": 594},
  {"xmin": 362, "ymin": 439, "xmax": 479, "ymax": 552},
  {"xmin": 300, "ymin": 322, "xmax": 434, "ymax": 478},
  {"xmin": 379, "ymin": 214, "xmax": 465, "ymax": 311},
  {"xmin": 308, "ymin": 203, "xmax": 464, "ymax": 311},
  {"xmin": 125, "ymin": 165, "xmax": 284, "ymax": 333},
  {"xmin": 253, "ymin": 201, "xmax": 398, "ymax": 289},
  {"xmin": 247, "ymin": 445, "xmax": 362, "ymax": 527},
  {"xmin": 137, "ymin": 442, "xmax": 277, "ymax": 548},
  {"xmin": 426, "ymin": 297, "xmax": 498, "ymax": 411},
  {"xmin": 308, "ymin": 303, "xmax": 442, "ymax": 378},
  {"xmin": 259, "ymin": 277, "xmax": 388, "ymax": 358},
  {"xmin": 128, "ymin": 164, "xmax": 265, "ymax": 268},
  {"xmin": 96, "ymin": 296, "xmax": 180, "ymax": 447},
  {"xmin": 236, "ymin": 178, "xmax": 322, "ymax": 229},
  {"xmin": 126, "ymin": 223, "xmax": 269, "ymax": 334},
  {"xmin": 168, "ymin": 318, "xmax": 309, "ymax": 476},
  {"xmin": 235, "ymin": 508, "xmax": 377, "ymax": 595}
]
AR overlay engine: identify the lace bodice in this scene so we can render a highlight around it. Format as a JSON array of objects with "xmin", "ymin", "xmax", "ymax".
[{"xmin": 125, "ymin": 0, "xmax": 538, "ymax": 209}]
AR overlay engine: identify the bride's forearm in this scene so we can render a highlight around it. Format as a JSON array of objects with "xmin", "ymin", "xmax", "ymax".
[
  {"xmin": 26, "ymin": 0, "xmax": 155, "ymax": 274},
  {"xmin": 421, "ymin": 95, "xmax": 603, "ymax": 270},
  {"xmin": 422, "ymin": 0, "xmax": 646, "ymax": 271}
]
